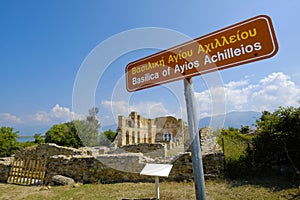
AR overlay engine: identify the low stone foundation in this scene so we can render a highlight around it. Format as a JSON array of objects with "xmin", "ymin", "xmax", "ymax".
[
  {"xmin": 46, "ymin": 154, "xmax": 149, "ymax": 184},
  {"xmin": 169, "ymin": 152, "xmax": 224, "ymax": 181},
  {"xmin": 115, "ymin": 143, "xmax": 167, "ymax": 159},
  {"xmin": 0, "ymin": 157, "xmax": 13, "ymax": 183},
  {"xmin": 0, "ymin": 143, "xmax": 224, "ymax": 184},
  {"xmin": 14, "ymin": 143, "xmax": 87, "ymax": 159}
]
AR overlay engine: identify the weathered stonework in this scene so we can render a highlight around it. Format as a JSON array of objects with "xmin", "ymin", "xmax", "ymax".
[
  {"xmin": 0, "ymin": 157, "xmax": 13, "ymax": 183},
  {"xmin": 0, "ymin": 126, "xmax": 224, "ymax": 184},
  {"xmin": 186, "ymin": 127, "xmax": 223, "ymax": 155},
  {"xmin": 50, "ymin": 175, "xmax": 75, "ymax": 186},
  {"xmin": 14, "ymin": 143, "xmax": 87, "ymax": 160},
  {"xmin": 46, "ymin": 154, "xmax": 150, "ymax": 183},
  {"xmin": 168, "ymin": 152, "xmax": 224, "ymax": 181},
  {"xmin": 114, "ymin": 143, "xmax": 167, "ymax": 159},
  {"xmin": 200, "ymin": 127, "xmax": 222, "ymax": 155},
  {"xmin": 115, "ymin": 112, "xmax": 188, "ymax": 149},
  {"xmin": 45, "ymin": 151, "xmax": 224, "ymax": 184}
]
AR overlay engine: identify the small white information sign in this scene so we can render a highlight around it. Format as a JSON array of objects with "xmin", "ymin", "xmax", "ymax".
[
  {"xmin": 140, "ymin": 163, "xmax": 173, "ymax": 177},
  {"xmin": 140, "ymin": 164, "xmax": 173, "ymax": 199}
]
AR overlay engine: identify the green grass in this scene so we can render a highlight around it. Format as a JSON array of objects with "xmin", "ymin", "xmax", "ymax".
[
  {"xmin": 0, "ymin": 179, "xmax": 299, "ymax": 200},
  {"xmin": 217, "ymin": 129, "xmax": 255, "ymax": 178},
  {"xmin": 217, "ymin": 130, "xmax": 253, "ymax": 162},
  {"xmin": 166, "ymin": 143, "xmax": 184, "ymax": 157}
]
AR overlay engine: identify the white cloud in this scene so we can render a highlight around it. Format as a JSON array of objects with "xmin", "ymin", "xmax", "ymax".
[
  {"xmin": 0, "ymin": 113, "xmax": 23, "ymax": 124},
  {"xmin": 131, "ymin": 102, "xmax": 171, "ymax": 118},
  {"xmin": 251, "ymin": 72, "xmax": 300, "ymax": 111},
  {"xmin": 225, "ymin": 82, "xmax": 251, "ymax": 110},
  {"xmin": 102, "ymin": 100, "xmax": 171, "ymax": 117},
  {"xmin": 225, "ymin": 80, "xmax": 249, "ymax": 88},
  {"xmin": 32, "ymin": 111, "xmax": 51, "ymax": 122},
  {"xmin": 0, "ymin": 105, "xmax": 85, "ymax": 126},
  {"xmin": 32, "ymin": 104, "xmax": 85, "ymax": 124},
  {"xmin": 194, "ymin": 72, "xmax": 300, "ymax": 116},
  {"xmin": 100, "ymin": 72, "xmax": 300, "ymax": 125},
  {"xmin": 51, "ymin": 104, "xmax": 84, "ymax": 120},
  {"xmin": 195, "ymin": 86, "xmax": 227, "ymax": 118},
  {"xmin": 102, "ymin": 100, "xmax": 129, "ymax": 116},
  {"xmin": 101, "ymin": 100, "xmax": 176, "ymax": 125}
]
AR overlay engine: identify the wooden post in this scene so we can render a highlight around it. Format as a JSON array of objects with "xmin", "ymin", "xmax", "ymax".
[{"xmin": 222, "ymin": 137, "xmax": 226, "ymax": 171}]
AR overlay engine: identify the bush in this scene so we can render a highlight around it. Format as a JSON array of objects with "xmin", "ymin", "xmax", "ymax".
[
  {"xmin": 217, "ymin": 128, "xmax": 254, "ymax": 178},
  {"xmin": 249, "ymin": 107, "xmax": 300, "ymax": 177},
  {"xmin": 220, "ymin": 106, "xmax": 300, "ymax": 179},
  {"xmin": 45, "ymin": 123, "xmax": 83, "ymax": 148},
  {"xmin": 0, "ymin": 127, "xmax": 20, "ymax": 157}
]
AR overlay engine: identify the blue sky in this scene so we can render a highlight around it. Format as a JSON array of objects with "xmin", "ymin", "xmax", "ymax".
[{"xmin": 1, "ymin": 1, "xmax": 300, "ymax": 135}]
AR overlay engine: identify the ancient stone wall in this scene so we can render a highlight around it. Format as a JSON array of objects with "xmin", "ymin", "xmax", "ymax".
[
  {"xmin": 186, "ymin": 127, "xmax": 223, "ymax": 155},
  {"xmin": 114, "ymin": 143, "xmax": 167, "ymax": 159},
  {"xmin": 45, "ymin": 151, "xmax": 224, "ymax": 183},
  {"xmin": 0, "ymin": 157, "xmax": 13, "ymax": 182},
  {"xmin": 168, "ymin": 152, "xmax": 224, "ymax": 181},
  {"xmin": 14, "ymin": 143, "xmax": 86, "ymax": 160},
  {"xmin": 116, "ymin": 112, "xmax": 188, "ymax": 148},
  {"xmin": 0, "ymin": 135, "xmax": 224, "ymax": 184},
  {"xmin": 46, "ymin": 154, "xmax": 151, "ymax": 184},
  {"xmin": 116, "ymin": 112, "xmax": 157, "ymax": 146},
  {"xmin": 200, "ymin": 127, "xmax": 222, "ymax": 155}
]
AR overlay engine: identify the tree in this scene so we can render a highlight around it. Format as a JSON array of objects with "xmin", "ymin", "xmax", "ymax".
[
  {"xmin": 45, "ymin": 123, "xmax": 83, "ymax": 148},
  {"xmin": 45, "ymin": 107, "xmax": 101, "ymax": 147},
  {"xmin": 240, "ymin": 125, "xmax": 251, "ymax": 134},
  {"xmin": 73, "ymin": 120, "xmax": 98, "ymax": 146},
  {"xmin": 217, "ymin": 128, "xmax": 254, "ymax": 178},
  {"xmin": 102, "ymin": 129, "xmax": 117, "ymax": 142},
  {"xmin": 86, "ymin": 107, "xmax": 101, "ymax": 130},
  {"xmin": 251, "ymin": 106, "xmax": 300, "ymax": 176},
  {"xmin": 0, "ymin": 127, "xmax": 20, "ymax": 157},
  {"xmin": 34, "ymin": 133, "xmax": 44, "ymax": 144},
  {"xmin": 74, "ymin": 107, "xmax": 101, "ymax": 146}
]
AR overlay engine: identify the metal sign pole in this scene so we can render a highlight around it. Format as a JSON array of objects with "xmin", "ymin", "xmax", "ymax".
[
  {"xmin": 155, "ymin": 176, "xmax": 160, "ymax": 199},
  {"xmin": 184, "ymin": 77, "xmax": 206, "ymax": 200}
]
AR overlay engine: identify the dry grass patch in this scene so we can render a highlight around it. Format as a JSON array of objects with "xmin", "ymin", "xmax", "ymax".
[{"xmin": 0, "ymin": 179, "xmax": 299, "ymax": 200}]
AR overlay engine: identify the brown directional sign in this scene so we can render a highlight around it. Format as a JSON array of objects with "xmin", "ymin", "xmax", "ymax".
[{"xmin": 126, "ymin": 15, "xmax": 279, "ymax": 92}]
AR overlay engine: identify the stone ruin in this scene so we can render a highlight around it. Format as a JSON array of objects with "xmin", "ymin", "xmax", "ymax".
[
  {"xmin": 0, "ymin": 113, "xmax": 224, "ymax": 185},
  {"xmin": 115, "ymin": 112, "xmax": 187, "ymax": 150},
  {"xmin": 0, "ymin": 143, "xmax": 223, "ymax": 184}
]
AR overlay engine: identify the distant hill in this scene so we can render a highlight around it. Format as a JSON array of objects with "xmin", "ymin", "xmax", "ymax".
[
  {"xmin": 199, "ymin": 111, "xmax": 261, "ymax": 129},
  {"xmin": 101, "ymin": 111, "xmax": 261, "ymax": 132}
]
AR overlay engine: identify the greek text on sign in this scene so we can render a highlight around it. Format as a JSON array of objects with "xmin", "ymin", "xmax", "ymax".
[{"xmin": 125, "ymin": 15, "xmax": 278, "ymax": 92}]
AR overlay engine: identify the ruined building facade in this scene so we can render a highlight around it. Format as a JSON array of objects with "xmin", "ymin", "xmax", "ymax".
[{"xmin": 115, "ymin": 112, "xmax": 188, "ymax": 147}]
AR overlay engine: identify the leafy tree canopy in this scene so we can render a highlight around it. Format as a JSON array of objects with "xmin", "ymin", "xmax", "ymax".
[
  {"xmin": 102, "ymin": 129, "xmax": 117, "ymax": 142},
  {"xmin": 0, "ymin": 126, "xmax": 20, "ymax": 157},
  {"xmin": 45, "ymin": 107, "xmax": 101, "ymax": 148},
  {"xmin": 251, "ymin": 106, "xmax": 300, "ymax": 176},
  {"xmin": 86, "ymin": 107, "xmax": 101, "ymax": 130},
  {"xmin": 73, "ymin": 120, "xmax": 99, "ymax": 147},
  {"xmin": 45, "ymin": 122, "xmax": 83, "ymax": 148},
  {"xmin": 34, "ymin": 133, "xmax": 44, "ymax": 144}
]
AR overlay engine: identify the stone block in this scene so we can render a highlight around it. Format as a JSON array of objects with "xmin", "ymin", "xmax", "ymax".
[{"xmin": 50, "ymin": 175, "xmax": 75, "ymax": 186}]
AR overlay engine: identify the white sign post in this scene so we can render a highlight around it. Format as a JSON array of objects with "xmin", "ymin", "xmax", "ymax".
[{"xmin": 140, "ymin": 163, "xmax": 173, "ymax": 199}]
